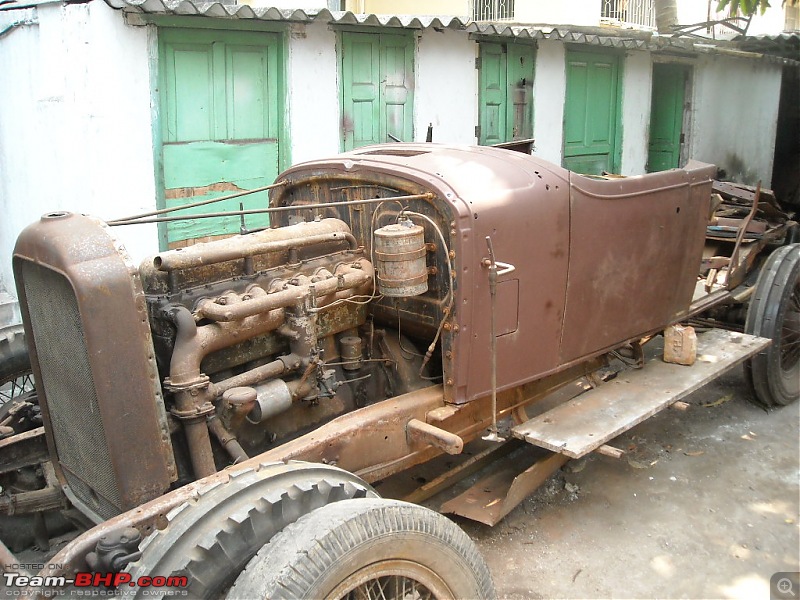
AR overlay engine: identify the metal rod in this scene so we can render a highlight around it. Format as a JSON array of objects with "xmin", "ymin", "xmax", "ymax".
[
  {"xmin": 108, "ymin": 193, "xmax": 435, "ymax": 226},
  {"xmin": 108, "ymin": 181, "xmax": 289, "ymax": 224},
  {"xmin": 482, "ymin": 236, "xmax": 504, "ymax": 443}
]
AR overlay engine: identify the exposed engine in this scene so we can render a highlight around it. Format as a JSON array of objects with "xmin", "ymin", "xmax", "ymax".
[{"xmin": 139, "ymin": 215, "xmax": 440, "ymax": 485}]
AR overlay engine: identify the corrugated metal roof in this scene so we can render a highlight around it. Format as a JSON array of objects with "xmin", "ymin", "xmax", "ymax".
[
  {"xmin": 2, "ymin": 0, "xmax": 793, "ymax": 64},
  {"xmin": 103, "ymin": 1, "xmax": 472, "ymax": 29},
  {"xmin": 734, "ymin": 32, "xmax": 800, "ymax": 60}
]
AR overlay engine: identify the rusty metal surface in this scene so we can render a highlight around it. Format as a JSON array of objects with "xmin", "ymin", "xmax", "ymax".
[
  {"xmin": 276, "ymin": 144, "xmax": 715, "ymax": 405},
  {"xmin": 13, "ymin": 213, "xmax": 175, "ymax": 518},
  {"xmin": 36, "ymin": 358, "xmax": 600, "ymax": 578},
  {"xmin": 560, "ymin": 161, "xmax": 716, "ymax": 362},
  {"xmin": 440, "ymin": 447, "xmax": 568, "ymax": 526},
  {"xmin": 0, "ymin": 426, "xmax": 48, "ymax": 475}
]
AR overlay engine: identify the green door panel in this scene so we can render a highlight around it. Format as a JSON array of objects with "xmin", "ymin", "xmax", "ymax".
[
  {"xmin": 563, "ymin": 51, "xmax": 622, "ymax": 174},
  {"xmin": 478, "ymin": 43, "xmax": 535, "ymax": 145},
  {"xmin": 161, "ymin": 42, "xmax": 215, "ymax": 142},
  {"xmin": 381, "ymin": 36, "xmax": 413, "ymax": 144},
  {"xmin": 648, "ymin": 63, "xmax": 687, "ymax": 172},
  {"xmin": 159, "ymin": 28, "xmax": 282, "ymax": 245},
  {"xmin": 341, "ymin": 32, "xmax": 413, "ymax": 150},
  {"xmin": 507, "ymin": 44, "xmax": 535, "ymax": 140},
  {"xmin": 342, "ymin": 33, "xmax": 381, "ymax": 150},
  {"xmin": 163, "ymin": 141, "xmax": 276, "ymax": 243},
  {"xmin": 479, "ymin": 43, "xmax": 507, "ymax": 145}
]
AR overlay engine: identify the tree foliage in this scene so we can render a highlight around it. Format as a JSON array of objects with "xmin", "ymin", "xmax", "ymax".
[{"xmin": 716, "ymin": 0, "xmax": 797, "ymax": 16}]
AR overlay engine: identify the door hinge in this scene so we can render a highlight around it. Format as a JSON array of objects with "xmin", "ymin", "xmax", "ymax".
[
  {"xmin": 680, "ymin": 133, "xmax": 685, "ymax": 143},
  {"xmin": 475, "ymin": 57, "xmax": 480, "ymax": 70},
  {"xmin": 475, "ymin": 125, "xmax": 481, "ymax": 139}
]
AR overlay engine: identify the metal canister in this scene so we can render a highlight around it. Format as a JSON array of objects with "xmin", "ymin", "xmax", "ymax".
[
  {"xmin": 373, "ymin": 218, "xmax": 428, "ymax": 297},
  {"xmin": 340, "ymin": 336, "xmax": 363, "ymax": 371}
]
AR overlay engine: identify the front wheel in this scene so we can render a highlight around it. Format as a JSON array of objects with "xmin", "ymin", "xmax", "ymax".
[
  {"xmin": 228, "ymin": 498, "xmax": 495, "ymax": 600},
  {"xmin": 744, "ymin": 244, "xmax": 800, "ymax": 407}
]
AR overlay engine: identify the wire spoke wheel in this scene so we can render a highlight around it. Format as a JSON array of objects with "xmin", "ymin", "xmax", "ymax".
[
  {"xmin": 779, "ymin": 283, "xmax": 800, "ymax": 372},
  {"xmin": 228, "ymin": 498, "xmax": 495, "ymax": 600},
  {"xmin": 0, "ymin": 370, "xmax": 35, "ymax": 404},
  {"xmin": 333, "ymin": 560, "xmax": 449, "ymax": 600},
  {"xmin": 744, "ymin": 244, "xmax": 800, "ymax": 407}
]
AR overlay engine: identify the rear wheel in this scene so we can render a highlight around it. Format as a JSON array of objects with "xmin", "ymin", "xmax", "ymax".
[
  {"xmin": 744, "ymin": 244, "xmax": 800, "ymax": 407},
  {"xmin": 228, "ymin": 498, "xmax": 495, "ymax": 600}
]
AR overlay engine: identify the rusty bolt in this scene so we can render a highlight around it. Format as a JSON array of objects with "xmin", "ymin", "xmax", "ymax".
[
  {"xmin": 449, "ymin": 250, "xmax": 456, "ymax": 259},
  {"xmin": 446, "ymin": 379, "xmax": 453, "ymax": 386},
  {"xmin": 453, "ymin": 324, "xmax": 460, "ymax": 332},
  {"xmin": 428, "ymin": 266, "xmax": 438, "ymax": 275},
  {"xmin": 445, "ymin": 351, "xmax": 452, "ymax": 359},
  {"xmin": 443, "ymin": 322, "xmax": 452, "ymax": 331}
]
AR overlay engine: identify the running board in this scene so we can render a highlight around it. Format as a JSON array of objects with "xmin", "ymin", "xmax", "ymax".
[{"xmin": 511, "ymin": 329, "xmax": 771, "ymax": 459}]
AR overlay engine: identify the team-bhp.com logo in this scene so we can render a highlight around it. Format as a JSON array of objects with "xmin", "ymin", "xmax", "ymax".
[{"xmin": 3, "ymin": 571, "xmax": 188, "ymax": 597}]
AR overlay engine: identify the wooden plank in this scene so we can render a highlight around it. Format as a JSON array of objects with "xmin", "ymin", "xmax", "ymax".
[
  {"xmin": 440, "ymin": 446, "xmax": 568, "ymax": 526},
  {"xmin": 511, "ymin": 329, "xmax": 770, "ymax": 459}
]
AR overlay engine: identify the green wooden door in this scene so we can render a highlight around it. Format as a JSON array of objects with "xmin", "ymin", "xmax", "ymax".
[
  {"xmin": 563, "ymin": 50, "xmax": 622, "ymax": 174},
  {"xmin": 341, "ymin": 32, "xmax": 413, "ymax": 150},
  {"xmin": 478, "ymin": 43, "xmax": 535, "ymax": 145},
  {"xmin": 648, "ymin": 63, "xmax": 688, "ymax": 172},
  {"xmin": 159, "ymin": 29, "xmax": 282, "ymax": 247}
]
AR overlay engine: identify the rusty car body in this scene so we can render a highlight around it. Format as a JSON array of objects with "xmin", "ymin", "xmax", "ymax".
[{"xmin": 0, "ymin": 143, "xmax": 797, "ymax": 598}]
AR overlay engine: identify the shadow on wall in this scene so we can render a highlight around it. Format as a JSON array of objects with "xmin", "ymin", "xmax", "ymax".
[{"xmin": 719, "ymin": 153, "xmax": 759, "ymax": 187}]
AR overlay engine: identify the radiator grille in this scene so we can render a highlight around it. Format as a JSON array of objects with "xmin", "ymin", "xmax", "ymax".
[{"xmin": 21, "ymin": 261, "xmax": 121, "ymax": 519}]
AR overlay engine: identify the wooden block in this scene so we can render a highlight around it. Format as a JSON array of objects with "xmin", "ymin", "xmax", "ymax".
[{"xmin": 596, "ymin": 444, "xmax": 625, "ymax": 459}]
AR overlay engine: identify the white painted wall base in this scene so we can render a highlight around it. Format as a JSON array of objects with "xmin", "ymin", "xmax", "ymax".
[
  {"xmin": 620, "ymin": 51, "xmax": 652, "ymax": 175},
  {"xmin": 0, "ymin": 1, "xmax": 157, "ymax": 298},
  {"xmin": 532, "ymin": 41, "xmax": 566, "ymax": 165},
  {"xmin": 691, "ymin": 54, "xmax": 781, "ymax": 186}
]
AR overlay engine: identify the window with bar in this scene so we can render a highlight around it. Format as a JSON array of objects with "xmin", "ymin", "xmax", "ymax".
[
  {"xmin": 600, "ymin": 0, "xmax": 656, "ymax": 29},
  {"xmin": 473, "ymin": 0, "xmax": 515, "ymax": 21}
]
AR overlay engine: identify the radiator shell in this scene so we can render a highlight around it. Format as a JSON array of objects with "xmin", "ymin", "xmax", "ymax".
[{"xmin": 13, "ymin": 212, "xmax": 175, "ymax": 522}]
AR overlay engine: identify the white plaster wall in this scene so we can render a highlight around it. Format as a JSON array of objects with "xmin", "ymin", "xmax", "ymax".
[
  {"xmin": 531, "ymin": 40, "xmax": 566, "ymax": 165},
  {"xmin": 287, "ymin": 22, "xmax": 342, "ymax": 164},
  {"xmin": 0, "ymin": 1, "xmax": 157, "ymax": 301},
  {"xmin": 516, "ymin": 0, "xmax": 601, "ymax": 25},
  {"xmin": 415, "ymin": 28, "xmax": 477, "ymax": 145},
  {"xmin": 620, "ymin": 50, "xmax": 652, "ymax": 175},
  {"xmin": 690, "ymin": 54, "xmax": 781, "ymax": 186}
]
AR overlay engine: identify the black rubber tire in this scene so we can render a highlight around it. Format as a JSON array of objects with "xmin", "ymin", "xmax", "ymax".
[
  {"xmin": 0, "ymin": 325, "xmax": 33, "ymax": 405},
  {"xmin": 744, "ymin": 244, "xmax": 800, "ymax": 407},
  {"xmin": 123, "ymin": 461, "xmax": 376, "ymax": 599},
  {"xmin": 227, "ymin": 498, "xmax": 496, "ymax": 600}
]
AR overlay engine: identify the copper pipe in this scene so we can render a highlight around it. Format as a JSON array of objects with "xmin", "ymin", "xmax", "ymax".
[
  {"xmin": 208, "ymin": 418, "xmax": 249, "ymax": 463},
  {"xmin": 197, "ymin": 260, "xmax": 373, "ymax": 322},
  {"xmin": 211, "ymin": 356, "xmax": 298, "ymax": 397},
  {"xmin": 153, "ymin": 219, "xmax": 357, "ymax": 272},
  {"xmin": 168, "ymin": 307, "xmax": 286, "ymax": 387}
]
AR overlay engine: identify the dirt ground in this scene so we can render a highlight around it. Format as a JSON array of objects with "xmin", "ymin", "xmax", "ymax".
[{"xmin": 444, "ymin": 368, "xmax": 800, "ymax": 599}]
